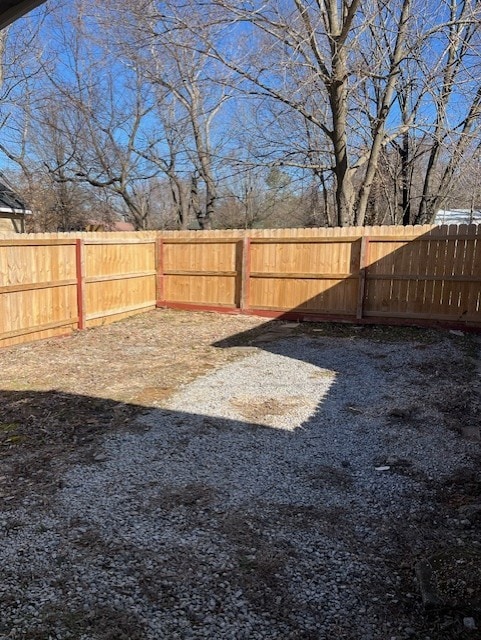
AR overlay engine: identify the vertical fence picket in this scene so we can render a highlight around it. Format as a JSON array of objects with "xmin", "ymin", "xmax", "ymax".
[
  {"xmin": 240, "ymin": 237, "xmax": 251, "ymax": 312},
  {"xmin": 156, "ymin": 238, "xmax": 164, "ymax": 305},
  {"xmin": 76, "ymin": 239, "xmax": 86, "ymax": 330},
  {"xmin": 356, "ymin": 236, "xmax": 370, "ymax": 320}
]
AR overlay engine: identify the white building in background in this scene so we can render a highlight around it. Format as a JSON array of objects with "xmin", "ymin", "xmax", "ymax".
[{"xmin": 434, "ymin": 209, "xmax": 481, "ymax": 225}]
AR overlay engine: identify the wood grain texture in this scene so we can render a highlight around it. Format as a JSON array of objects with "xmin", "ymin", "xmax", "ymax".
[{"xmin": 160, "ymin": 225, "xmax": 481, "ymax": 327}]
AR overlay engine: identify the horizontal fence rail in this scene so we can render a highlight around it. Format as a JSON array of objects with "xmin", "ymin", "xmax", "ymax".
[{"xmin": 0, "ymin": 224, "xmax": 480, "ymax": 348}]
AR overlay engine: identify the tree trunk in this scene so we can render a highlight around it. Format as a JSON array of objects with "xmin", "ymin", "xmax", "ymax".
[
  {"xmin": 168, "ymin": 173, "xmax": 189, "ymax": 229},
  {"xmin": 416, "ymin": 141, "xmax": 441, "ymax": 223},
  {"xmin": 203, "ymin": 184, "xmax": 215, "ymax": 230},
  {"xmin": 329, "ymin": 48, "xmax": 355, "ymax": 226},
  {"xmin": 356, "ymin": 0, "xmax": 411, "ymax": 226}
]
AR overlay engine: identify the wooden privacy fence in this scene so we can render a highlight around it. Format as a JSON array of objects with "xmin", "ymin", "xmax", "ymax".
[
  {"xmin": 0, "ymin": 233, "xmax": 157, "ymax": 348},
  {"xmin": 0, "ymin": 225, "xmax": 480, "ymax": 348},
  {"xmin": 158, "ymin": 224, "xmax": 481, "ymax": 328}
]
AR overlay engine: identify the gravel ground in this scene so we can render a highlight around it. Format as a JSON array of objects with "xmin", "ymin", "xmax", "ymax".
[{"xmin": 0, "ymin": 325, "xmax": 480, "ymax": 639}]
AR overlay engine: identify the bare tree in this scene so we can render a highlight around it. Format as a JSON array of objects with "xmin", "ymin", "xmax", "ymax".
[
  {"xmin": 35, "ymin": 3, "xmax": 162, "ymax": 230},
  {"xmin": 97, "ymin": 0, "xmax": 233, "ymax": 229},
  {"xmin": 196, "ymin": 0, "xmax": 416, "ymax": 225},
  {"xmin": 3, "ymin": 0, "xmax": 481, "ymax": 229},
  {"xmin": 414, "ymin": 1, "xmax": 481, "ymax": 222}
]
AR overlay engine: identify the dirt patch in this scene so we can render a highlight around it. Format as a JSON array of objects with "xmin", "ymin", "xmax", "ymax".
[
  {"xmin": 303, "ymin": 463, "xmax": 354, "ymax": 490},
  {"xmin": 301, "ymin": 322, "xmax": 443, "ymax": 343},
  {"xmin": 263, "ymin": 502, "xmax": 349, "ymax": 535},
  {"xmin": 439, "ymin": 458, "xmax": 481, "ymax": 509},
  {"xmin": 0, "ymin": 312, "xmax": 480, "ymax": 640},
  {"xmin": 0, "ymin": 310, "xmax": 265, "ymax": 407},
  {"xmin": 150, "ymin": 482, "xmax": 216, "ymax": 510},
  {"xmin": 230, "ymin": 395, "xmax": 307, "ymax": 421},
  {"xmin": 218, "ymin": 510, "xmax": 298, "ymax": 619}
]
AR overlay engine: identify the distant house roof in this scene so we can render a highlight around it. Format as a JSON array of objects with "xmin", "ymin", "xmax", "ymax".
[
  {"xmin": 112, "ymin": 221, "xmax": 135, "ymax": 231},
  {"xmin": 434, "ymin": 209, "xmax": 481, "ymax": 225},
  {"xmin": 85, "ymin": 219, "xmax": 136, "ymax": 232},
  {"xmin": 0, "ymin": 181, "xmax": 31, "ymax": 216},
  {"xmin": 0, "ymin": 0, "xmax": 46, "ymax": 30}
]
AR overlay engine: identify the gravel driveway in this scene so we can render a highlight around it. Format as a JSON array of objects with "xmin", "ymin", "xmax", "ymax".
[{"xmin": 0, "ymin": 323, "xmax": 480, "ymax": 639}]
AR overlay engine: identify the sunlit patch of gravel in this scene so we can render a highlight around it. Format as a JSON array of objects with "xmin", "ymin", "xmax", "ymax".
[{"xmin": 0, "ymin": 334, "xmax": 479, "ymax": 639}]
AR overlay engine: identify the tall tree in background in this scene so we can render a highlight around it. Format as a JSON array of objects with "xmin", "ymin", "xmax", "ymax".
[
  {"xmin": 199, "ymin": 0, "xmax": 416, "ymax": 225},
  {"xmin": 42, "ymin": 4, "xmax": 162, "ymax": 229},
  {"xmin": 202, "ymin": 0, "xmax": 481, "ymax": 224},
  {"xmin": 414, "ymin": 0, "xmax": 481, "ymax": 222}
]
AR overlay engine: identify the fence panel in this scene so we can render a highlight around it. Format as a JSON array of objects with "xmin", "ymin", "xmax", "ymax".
[
  {"xmin": 158, "ymin": 225, "xmax": 481, "ymax": 328},
  {"xmin": 0, "ymin": 225, "xmax": 480, "ymax": 350},
  {"xmin": 248, "ymin": 237, "xmax": 360, "ymax": 316},
  {"xmin": 0, "ymin": 239, "xmax": 78, "ymax": 348},
  {"xmin": 0, "ymin": 233, "xmax": 158, "ymax": 347},
  {"xmin": 84, "ymin": 238, "xmax": 157, "ymax": 327},
  {"xmin": 364, "ymin": 225, "xmax": 481, "ymax": 324},
  {"xmin": 160, "ymin": 238, "xmax": 241, "ymax": 308}
]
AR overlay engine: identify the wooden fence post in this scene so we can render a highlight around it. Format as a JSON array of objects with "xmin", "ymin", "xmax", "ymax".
[
  {"xmin": 240, "ymin": 236, "xmax": 251, "ymax": 312},
  {"xmin": 75, "ymin": 239, "xmax": 86, "ymax": 330},
  {"xmin": 155, "ymin": 237, "xmax": 164, "ymax": 306},
  {"xmin": 356, "ymin": 236, "xmax": 370, "ymax": 320}
]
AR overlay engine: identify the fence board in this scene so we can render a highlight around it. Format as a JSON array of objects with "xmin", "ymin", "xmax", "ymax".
[
  {"xmin": 159, "ymin": 225, "xmax": 481, "ymax": 328},
  {"xmin": 0, "ymin": 240, "xmax": 79, "ymax": 348},
  {"xmin": 161, "ymin": 238, "xmax": 239, "ymax": 307}
]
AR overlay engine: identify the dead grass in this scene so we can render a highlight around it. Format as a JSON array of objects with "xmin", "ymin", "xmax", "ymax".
[
  {"xmin": 426, "ymin": 548, "xmax": 481, "ymax": 612},
  {"xmin": 301, "ymin": 322, "xmax": 444, "ymax": 342},
  {"xmin": 0, "ymin": 311, "xmax": 479, "ymax": 639},
  {"xmin": 0, "ymin": 310, "xmax": 265, "ymax": 406},
  {"xmin": 411, "ymin": 347, "xmax": 481, "ymax": 437},
  {"xmin": 0, "ymin": 309, "xmax": 477, "ymax": 505}
]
